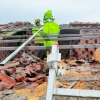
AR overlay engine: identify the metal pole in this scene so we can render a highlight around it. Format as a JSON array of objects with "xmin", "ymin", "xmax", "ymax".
[
  {"xmin": 46, "ymin": 43, "xmax": 61, "ymax": 100},
  {"xmin": 1, "ymin": 36, "xmax": 100, "ymax": 43},
  {"xmin": 53, "ymin": 88, "xmax": 100, "ymax": 98},
  {"xmin": 1, "ymin": 44, "xmax": 100, "ymax": 50},
  {"xmin": 67, "ymin": 81, "xmax": 77, "ymax": 89},
  {"xmin": 0, "ymin": 43, "xmax": 100, "ymax": 50},
  {"xmin": 1, "ymin": 33, "xmax": 100, "ymax": 39},
  {"xmin": 1, "ymin": 26, "xmax": 100, "ymax": 32},
  {"xmin": 46, "ymin": 68, "xmax": 56, "ymax": 100},
  {"xmin": 0, "ymin": 26, "xmax": 44, "ymax": 66}
]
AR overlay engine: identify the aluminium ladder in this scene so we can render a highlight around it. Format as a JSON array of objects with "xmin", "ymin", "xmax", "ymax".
[{"xmin": 46, "ymin": 43, "xmax": 100, "ymax": 100}]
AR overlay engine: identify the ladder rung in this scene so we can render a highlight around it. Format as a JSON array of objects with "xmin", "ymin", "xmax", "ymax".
[{"xmin": 53, "ymin": 88, "xmax": 100, "ymax": 98}]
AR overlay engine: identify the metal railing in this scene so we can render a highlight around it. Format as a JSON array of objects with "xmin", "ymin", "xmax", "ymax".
[
  {"xmin": 0, "ymin": 44, "xmax": 100, "ymax": 50},
  {"xmin": 0, "ymin": 28, "xmax": 100, "ymax": 65},
  {"xmin": 0, "ymin": 35, "xmax": 100, "ymax": 43},
  {"xmin": 1, "ymin": 33, "xmax": 100, "ymax": 39}
]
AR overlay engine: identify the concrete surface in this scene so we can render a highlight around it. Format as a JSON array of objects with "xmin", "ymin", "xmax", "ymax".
[{"xmin": 0, "ymin": 90, "xmax": 27, "ymax": 100}]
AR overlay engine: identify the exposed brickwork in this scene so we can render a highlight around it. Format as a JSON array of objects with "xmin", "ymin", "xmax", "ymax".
[
  {"xmin": 73, "ymin": 31, "xmax": 100, "ymax": 60},
  {"xmin": 1, "ymin": 22, "xmax": 100, "ymax": 61}
]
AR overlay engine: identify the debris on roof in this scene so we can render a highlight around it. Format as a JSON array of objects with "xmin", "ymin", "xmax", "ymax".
[
  {"xmin": 0, "ymin": 52, "xmax": 49, "ymax": 91},
  {"xmin": 70, "ymin": 21, "xmax": 100, "ymax": 25},
  {"xmin": 0, "ymin": 21, "xmax": 100, "ymax": 99},
  {"xmin": 0, "ymin": 51, "xmax": 100, "ymax": 91},
  {"xmin": 0, "ymin": 21, "xmax": 32, "ymax": 30}
]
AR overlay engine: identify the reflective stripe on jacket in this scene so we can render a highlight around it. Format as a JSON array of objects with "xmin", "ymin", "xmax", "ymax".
[{"xmin": 32, "ymin": 26, "xmax": 44, "ymax": 44}]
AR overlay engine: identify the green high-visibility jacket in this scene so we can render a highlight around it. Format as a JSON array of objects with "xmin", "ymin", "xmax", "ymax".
[
  {"xmin": 32, "ymin": 26, "xmax": 43, "ymax": 44},
  {"xmin": 43, "ymin": 21, "xmax": 60, "ymax": 46}
]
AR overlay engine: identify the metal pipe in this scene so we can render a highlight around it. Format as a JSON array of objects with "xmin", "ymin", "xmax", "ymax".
[
  {"xmin": 0, "ymin": 26, "xmax": 44, "ymax": 66},
  {"xmin": 0, "ymin": 36, "xmax": 100, "ymax": 43},
  {"xmin": 1, "ymin": 33, "xmax": 100, "ymax": 38},
  {"xmin": 67, "ymin": 81, "xmax": 77, "ymax": 89},
  {"xmin": 1, "ymin": 26, "xmax": 100, "ymax": 32},
  {"xmin": 53, "ymin": 88, "xmax": 100, "ymax": 98},
  {"xmin": 0, "ymin": 44, "xmax": 100, "ymax": 50}
]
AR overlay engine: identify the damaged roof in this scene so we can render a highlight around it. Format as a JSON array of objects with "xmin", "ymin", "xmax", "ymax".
[{"xmin": 0, "ymin": 21, "xmax": 100, "ymax": 100}]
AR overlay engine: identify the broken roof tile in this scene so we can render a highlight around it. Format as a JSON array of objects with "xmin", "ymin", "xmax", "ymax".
[
  {"xmin": 70, "ymin": 21, "xmax": 100, "ymax": 25},
  {"xmin": 0, "ymin": 73, "xmax": 16, "ymax": 85},
  {"xmin": 26, "ymin": 82, "xmax": 39, "ymax": 89},
  {"xmin": 15, "ymin": 75, "xmax": 25, "ymax": 82},
  {"xmin": 4, "ymin": 67, "xmax": 16, "ymax": 76}
]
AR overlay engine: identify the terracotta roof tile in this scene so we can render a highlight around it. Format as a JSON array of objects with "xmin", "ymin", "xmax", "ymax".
[
  {"xmin": 0, "ymin": 73, "xmax": 16, "ymax": 85},
  {"xmin": 70, "ymin": 21, "xmax": 100, "ymax": 25}
]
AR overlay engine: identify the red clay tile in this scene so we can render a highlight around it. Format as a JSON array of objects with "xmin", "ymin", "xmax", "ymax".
[
  {"xmin": 25, "ymin": 65, "xmax": 35, "ymax": 76},
  {"xmin": 26, "ymin": 77, "xmax": 38, "ymax": 82},
  {"xmin": 36, "ymin": 78, "xmax": 44, "ymax": 84},
  {"xmin": 26, "ymin": 82, "xmax": 38, "ymax": 89},
  {"xmin": 34, "ymin": 64, "xmax": 42, "ymax": 71},
  {"xmin": 15, "ymin": 75, "xmax": 25, "ymax": 82},
  {"xmin": 36, "ymin": 75, "xmax": 44, "ymax": 79},
  {"xmin": 0, "ymin": 81, "xmax": 10, "ymax": 91},
  {"xmin": 0, "ymin": 62, "xmax": 19, "ymax": 70},
  {"xmin": 70, "ymin": 21, "xmax": 99, "ymax": 25},
  {"xmin": 26, "ymin": 75, "xmax": 44, "ymax": 82},
  {"xmin": 0, "ymin": 73, "xmax": 16, "ymax": 85},
  {"xmin": 14, "ymin": 83, "xmax": 30, "ymax": 90},
  {"xmin": 13, "ymin": 82, "xmax": 24, "ymax": 89},
  {"xmin": 43, "ymin": 76, "xmax": 48, "ymax": 82},
  {"xmin": 4, "ymin": 67, "xmax": 16, "ymax": 76}
]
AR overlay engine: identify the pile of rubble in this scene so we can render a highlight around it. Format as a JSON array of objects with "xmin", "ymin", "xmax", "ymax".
[
  {"xmin": 0, "ymin": 21, "xmax": 33, "ymax": 41},
  {"xmin": 0, "ymin": 52, "xmax": 49, "ymax": 91},
  {"xmin": 0, "ymin": 21, "xmax": 32, "ymax": 31},
  {"xmin": 0, "ymin": 50, "xmax": 100, "ymax": 92}
]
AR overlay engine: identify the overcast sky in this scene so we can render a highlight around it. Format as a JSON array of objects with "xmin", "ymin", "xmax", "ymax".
[{"xmin": 0, "ymin": 0, "xmax": 100, "ymax": 24}]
